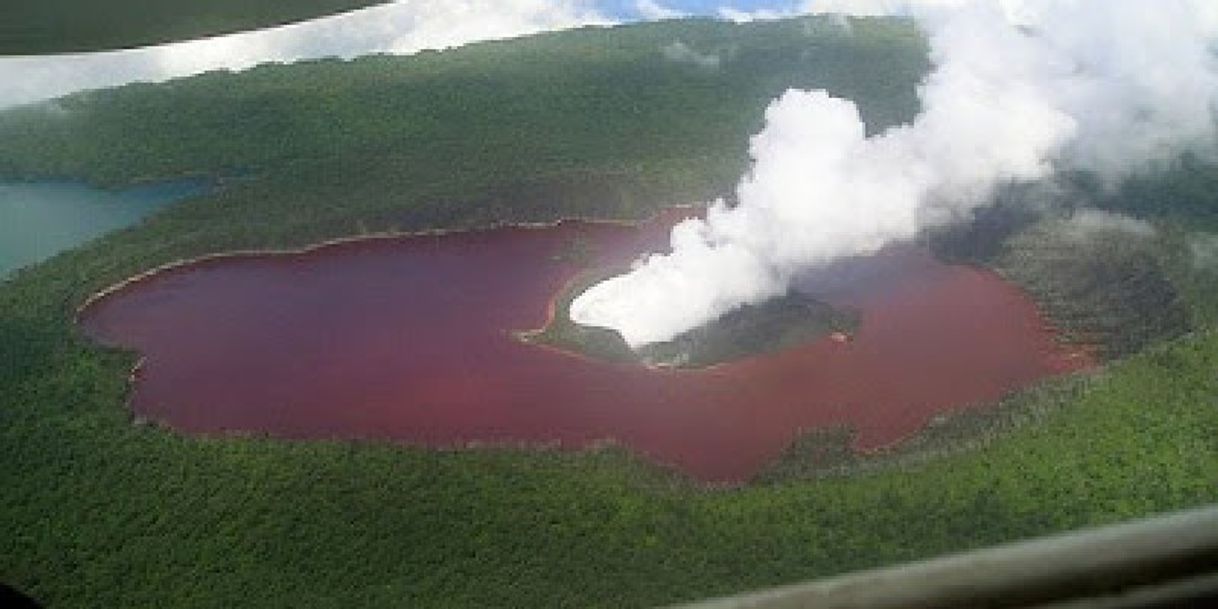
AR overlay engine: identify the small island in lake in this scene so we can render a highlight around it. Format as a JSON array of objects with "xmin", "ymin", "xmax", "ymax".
[{"xmin": 519, "ymin": 268, "xmax": 860, "ymax": 369}]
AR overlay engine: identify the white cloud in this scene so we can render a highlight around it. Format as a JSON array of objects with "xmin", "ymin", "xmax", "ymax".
[
  {"xmin": 717, "ymin": 7, "xmax": 797, "ymax": 23},
  {"xmin": 727, "ymin": 0, "xmax": 1040, "ymax": 23},
  {"xmin": 0, "ymin": 0, "xmax": 611, "ymax": 109},
  {"xmin": 714, "ymin": 0, "xmax": 903, "ymax": 23},
  {"xmin": 636, "ymin": 0, "xmax": 687, "ymax": 20},
  {"xmin": 573, "ymin": 0, "xmax": 1218, "ymax": 347},
  {"xmin": 715, "ymin": 0, "xmax": 945, "ymax": 24},
  {"xmin": 1190, "ymin": 233, "xmax": 1218, "ymax": 268},
  {"xmin": 662, "ymin": 41, "xmax": 722, "ymax": 69},
  {"xmin": 803, "ymin": 0, "xmax": 936, "ymax": 16},
  {"xmin": 1060, "ymin": 209, "xmax": 1156, "ymax": 242}
]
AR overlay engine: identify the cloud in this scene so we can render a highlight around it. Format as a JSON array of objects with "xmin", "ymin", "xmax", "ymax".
[
  {"xmin": 1190, "ymin": 233, "xmax": 1218, "ymax": 268},
  {"xmin": 717, "ymin": 7, "xmax": 797, "ymax": 23},
  {"xmin": 711, "ymin": 0, "xmax": 956, "ymax": 25},
  {"xmin": 1060, "ymin": 209, "xmax": 1156, "ymax": 242},
  {"xmin": 662, "ymin": 40, "xmax": 722, "ymax": 69},
  {"xmin": 803, "ymin": 0, "xmax": 944, "ymax": 16},
  {"xmin": 636, "ymin": 0, "xmax": 687, "ymax": 20},
  {"xmin": 0, "ymin": 0, "xmax": 611, "ymax": 109},
  {"xmin": 725, "ymin": 0, "xmax": 1047, "ymax": 23},
  {"xmin": 572, "ymin": 0, "xmax": 1218, "ymax": 347},
  {"xmin": 716, "ymin": 0, "xmax": 914, "ymax": 23}
]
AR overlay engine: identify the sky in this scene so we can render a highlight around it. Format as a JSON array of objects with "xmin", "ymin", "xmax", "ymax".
[
  {"xmin": 604, "ymin": 0, "xmax": 806, "ymax": 18},
  {"xmin": 0, "ymin": 0, "xmax": 823, "ymax": 110}
]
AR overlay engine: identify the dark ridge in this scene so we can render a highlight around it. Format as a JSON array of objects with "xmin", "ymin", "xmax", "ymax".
[
  {"xmin": 1085, "ymin": 155, "xmax": 1218, "ymax": 231},
  {"xmin": 928, "ymin": 183, "xmax": 1050, "ymax": 266},
  {"xmin": 928, "ymin": 169, "xmax": 1210, "ymax": 362},
  {"xmin": 638, "ymin": 293, "xmax": 860, "ymax": 368},
  {"xmin": 994, "ymin": 218, "xmax": 1192, "ymax": 361},
  {"xmin": 755, "ymin": 377, "xmax": 1092, "ymax": 484}
]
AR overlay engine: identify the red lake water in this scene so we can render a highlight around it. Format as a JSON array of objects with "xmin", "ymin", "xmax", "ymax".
[{"xmin": 80, "ymin": 211, "xmax": 1093, "ymax": 482}]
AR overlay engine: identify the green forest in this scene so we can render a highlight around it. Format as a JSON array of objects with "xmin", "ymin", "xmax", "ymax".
[{"xmin": 1, "ymin": 15, "xmax": 1217, "ymax": 608}]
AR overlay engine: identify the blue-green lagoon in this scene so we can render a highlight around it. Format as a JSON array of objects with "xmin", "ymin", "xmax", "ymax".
[{"xmin": 0, "ymin": 180, "xmax": 207, "ymax": 278}]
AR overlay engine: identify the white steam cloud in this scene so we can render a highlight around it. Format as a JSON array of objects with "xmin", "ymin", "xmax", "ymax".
[
  {"xmin": 1189, "ymin": 233, "xmax": 1218, "ymax": 269},
  {"xmin": 636, "ymin": 0, "xmax": 687, "ymax": 20},
  {"xmin": 0, "ymin": 0, "xmax": 610, "ymax": 109},
  {"xmin": 1059, "ymin": 209, "xmax": 1156, "ymax": 243},
  {"xmin": 662, "ymin": 41, "xmax": 722, "ymax": 69},
  {"xmin": 718, "ymin": 7, "xmax": 795, "ymax": 23},
  {"xmin": 571, "ymin": 0, "xmax": 1218, "ymax": 348}
]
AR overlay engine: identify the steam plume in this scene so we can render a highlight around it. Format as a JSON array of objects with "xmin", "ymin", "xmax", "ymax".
[{"xmin": 571, "ymin": 0, "xmax": 1218, "ymax": 348}]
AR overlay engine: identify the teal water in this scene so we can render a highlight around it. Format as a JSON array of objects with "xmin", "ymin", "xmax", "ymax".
[{"xmin": 0, "ymin": 180, "xmax": 207, "ymax": 279}]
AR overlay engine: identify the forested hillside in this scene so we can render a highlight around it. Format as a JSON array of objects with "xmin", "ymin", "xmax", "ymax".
[{"xmin": 0, "ymin": 17, "xmax": 925, "ymax": 215}]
